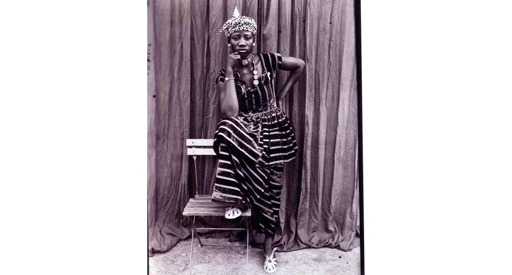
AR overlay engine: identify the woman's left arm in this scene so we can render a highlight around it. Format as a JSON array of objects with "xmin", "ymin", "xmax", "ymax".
[{"xmin": 276, "ymin": 56, "xmax": 305, "ymax": 108}]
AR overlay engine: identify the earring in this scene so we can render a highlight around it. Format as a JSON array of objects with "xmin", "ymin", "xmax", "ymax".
[{"xmin": 253, "ymin": 43, "xmax": 256, "ymax": 46}]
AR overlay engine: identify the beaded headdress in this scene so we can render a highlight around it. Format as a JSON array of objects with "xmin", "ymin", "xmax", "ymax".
[{"xmin": 220, "ymin": 7, "xmax": 257, "ymax": 37}]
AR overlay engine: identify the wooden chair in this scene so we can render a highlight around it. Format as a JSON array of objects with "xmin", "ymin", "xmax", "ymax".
[{"xmin": 182, "ymin": 139, "xmax": 251, "ymax": 272}]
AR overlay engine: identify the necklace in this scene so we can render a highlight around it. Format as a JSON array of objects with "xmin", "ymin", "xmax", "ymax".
[
  {"xmin": 236, "ymin": 54, "xmax": 259, "ymax": 88},
  {"xmin": 235, "ymin": 54, "xmax": 260, "ymax": 95},
  {"xmin": 252, "ymin": 56, "xmax": 259, "ymax": 86},
  {"xmin": 241, "ymin": 54, "xmax": 254, "ymax": 66}
]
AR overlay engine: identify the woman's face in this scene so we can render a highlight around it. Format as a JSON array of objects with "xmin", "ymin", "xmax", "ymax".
[{"xmin": 229, "ymin": 31, "xmax": 255, "ymax": 54}]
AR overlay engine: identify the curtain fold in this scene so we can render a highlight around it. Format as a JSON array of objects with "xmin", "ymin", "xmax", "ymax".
[{"xmin": 148, "ymin": 0, "xmax": 359, "ymax": 255}]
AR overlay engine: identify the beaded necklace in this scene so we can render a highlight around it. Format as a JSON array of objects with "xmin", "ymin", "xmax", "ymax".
[
  {"xmin": 235, "ymin": 54, "xmax": 260, "ymax": 95},
  {"xmin": 239, "ymin": 54, "xmax": 259, "ymax": 86}
]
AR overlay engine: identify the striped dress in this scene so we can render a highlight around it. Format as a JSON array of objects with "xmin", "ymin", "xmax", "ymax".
[{"xmin": 212, "ymin": 52, "xmax": 298, "ymax": 235}]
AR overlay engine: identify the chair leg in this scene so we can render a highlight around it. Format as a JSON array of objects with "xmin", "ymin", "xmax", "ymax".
[
  {"xmin": 246, "ymin": 219, "xmax": 249, "ymax": 272},
  {"xmin": 196, "ymin": 230, "xmax": 203, "ymax": 247},
  {"xmin": 189, "ymin": 216, "xmax": 196, "ymax": 272}
]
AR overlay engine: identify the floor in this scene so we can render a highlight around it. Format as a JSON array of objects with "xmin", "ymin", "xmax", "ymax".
[{"xmin": 149, "ymin": 236, "xmax": 361, "ymax": 275}]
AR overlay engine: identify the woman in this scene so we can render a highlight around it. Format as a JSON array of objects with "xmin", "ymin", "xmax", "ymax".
[{"xmin": 211, "ymin": 7, "xmax": 305, "ymax": 273}]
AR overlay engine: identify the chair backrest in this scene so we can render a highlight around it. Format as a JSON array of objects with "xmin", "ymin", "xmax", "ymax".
[
  {"xmin": 186, "ymin": 139, "xmax": 215, "ymax": 156},
  {"xmin": 186, "ymin": 139, "xmax": 216, "ymax": 196}
]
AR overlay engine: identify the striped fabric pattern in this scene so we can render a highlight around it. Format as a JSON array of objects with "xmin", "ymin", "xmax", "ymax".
[
  {"xmin": 212, "ymin": 53, "xmax": 297, "ymax": 234},
  {"xmin": 213, "ymin": 143, "xmax": 284, "ymax": 235}
]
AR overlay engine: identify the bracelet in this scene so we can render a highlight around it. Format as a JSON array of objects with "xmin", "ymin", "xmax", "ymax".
[{"xmin": 225, "ymin": 77, "xmax": 235, "ymax": 82}]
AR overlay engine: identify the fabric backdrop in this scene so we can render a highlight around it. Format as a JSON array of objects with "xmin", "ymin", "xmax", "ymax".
[{"xmin": 148, "ymin": 0, "xmax": 359, "ymax": 256}]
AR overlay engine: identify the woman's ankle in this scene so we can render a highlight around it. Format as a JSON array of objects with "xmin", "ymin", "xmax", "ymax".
[{"xmin": 263, "ymin": 235, "xmax": 273, "ymax": 255}]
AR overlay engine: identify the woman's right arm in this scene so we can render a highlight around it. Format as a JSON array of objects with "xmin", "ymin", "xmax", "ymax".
[{"xmin": 219, "ymin": 54, "xmax": 240, "ymax": 117}]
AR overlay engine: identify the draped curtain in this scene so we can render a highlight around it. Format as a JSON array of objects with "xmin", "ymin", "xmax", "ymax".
[{"xmin": 148, "ymin": 0, "xmax": 359, "ymax": 255}]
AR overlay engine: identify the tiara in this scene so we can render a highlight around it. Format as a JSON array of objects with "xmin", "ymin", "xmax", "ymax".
[{"xmin": 219, "ymin": 7, "xmax": 257, "ymax": 37}]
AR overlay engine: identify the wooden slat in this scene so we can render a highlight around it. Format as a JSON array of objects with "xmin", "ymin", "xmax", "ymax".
[
  {"xmin": 187, "ymin": 199, "xmax": 228, "ymax": 208},
  {"xmin": 186, "ymin": 198, "xmax": 243, "ymax": 206},
  {"xmin": 188, "ymin": 198, "xmax": 215, "ymax": 202},
  {"xmin": 196, "ymin": 227, "xmax": 248, "ymax": 231},
  {"xmin": 186, "ymin": 198, "xmax": 243, "ymax": 207},
  {"xmin": 187, "ymin": 148, "xmax": 216, "ymax": 156},
  {"xmin": 183, "ymin": 198, "xmax": 251, "ymax": 217},
  {"xmin": 183, "ymin": 210, "xmax": 251, "ymax": 216},
  {"xmin": 185, "ymin": 203, "xmax": 227, "ymax": 208},
  {"xmin": 183, "ymin": 206, "xmax": 251, "ymax": 213},
  {"xmin": 186, "ymin": 139, "xmax": 214, "ymax": 146},
  {"xmin": 183, "ymin": 209, "xmax": 251, "ymax": 217},
  {"xmin": 185, "ymin": 202, "xmax": 230, "ymax": 206},
  {"xmin": 195, "ymin": 195, "xmax": 212, "ymax": 199}
]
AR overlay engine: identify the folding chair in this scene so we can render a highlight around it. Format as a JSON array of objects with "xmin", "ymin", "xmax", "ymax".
[{"xmin": 182, "ymin": 139, "xmax": 251, "ymax": 272}]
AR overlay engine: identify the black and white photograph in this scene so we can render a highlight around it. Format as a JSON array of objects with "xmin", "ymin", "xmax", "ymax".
[
  {"xmin": 3, "ymin": 1, "xmax": 512, "ymax": 275},
  {"xmin": 147, "ymin": 0, "xmax": 362, "ymax": 274}
]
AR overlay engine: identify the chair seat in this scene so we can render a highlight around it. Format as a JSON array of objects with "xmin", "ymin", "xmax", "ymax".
[{"xmin": 183, "ymin": 195, "xmax": 251, "ymax": 217}]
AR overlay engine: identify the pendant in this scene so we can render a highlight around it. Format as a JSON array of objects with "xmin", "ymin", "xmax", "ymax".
[
  {"xmin": 251, "ymin": 56, "xmax": 258, "ymax": 86},
  {"xmin": 241, "ymin": 54, "xmax": 254, "ymax": 66}
]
